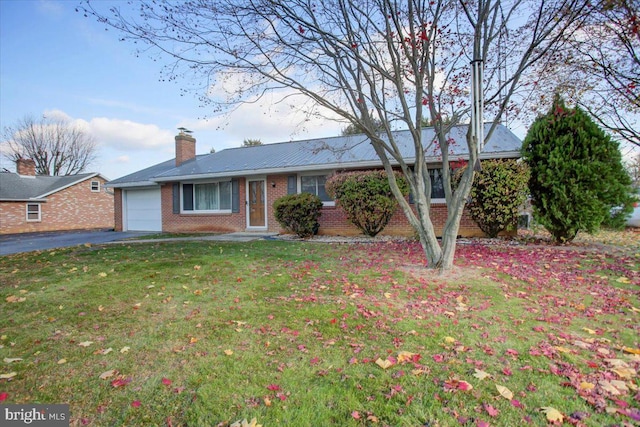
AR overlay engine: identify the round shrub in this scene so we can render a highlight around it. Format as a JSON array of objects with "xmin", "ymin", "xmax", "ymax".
[
  {"xmin": 326, "ymin": 170, "xmax": 408, "ymax": 237},
  {"xmin": 454, "ymin": 159, "xmax": 530, "ymax": 238},
  {"xmin": 273, "ymin": 193, "xmax": 323, "ymax": 238}
]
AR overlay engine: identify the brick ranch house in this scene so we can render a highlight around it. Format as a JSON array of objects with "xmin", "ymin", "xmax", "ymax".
[
  {"xmin": 106, "ymin": 124, "xmax": 522, "ymax": 237},
  {"xmin": 0, "ymin": 159, "xmax": 114, "ymax": 235}
]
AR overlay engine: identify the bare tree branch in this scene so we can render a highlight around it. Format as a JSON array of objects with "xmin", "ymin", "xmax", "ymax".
[
  {"xmin": 80, "ymin": 0, "xmax": 589, "ymax": 270},
  {"xmin": 2, "ymin": 115, "xmax": 97, "ymax": 176}
]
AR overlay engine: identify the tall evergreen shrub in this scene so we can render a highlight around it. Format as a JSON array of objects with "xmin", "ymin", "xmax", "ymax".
[{"xmin": 521, "ymin": 95, "xmax": 633, "ymax": 243}]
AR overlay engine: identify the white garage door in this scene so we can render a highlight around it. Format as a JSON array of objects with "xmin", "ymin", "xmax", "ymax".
[{"xmin": 124, "ymin": 188, "xmax": 162, "ymax": 231}]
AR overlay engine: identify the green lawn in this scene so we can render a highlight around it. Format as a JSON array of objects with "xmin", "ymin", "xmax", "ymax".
[{"xmin": 0, "ymin": 235, "xmax": 638, "ymax": 426}]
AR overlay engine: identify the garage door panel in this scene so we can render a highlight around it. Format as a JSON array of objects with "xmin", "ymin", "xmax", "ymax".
[{"xmin": 125, "ymin": 189, "xmax": 162, "ymax": 231}]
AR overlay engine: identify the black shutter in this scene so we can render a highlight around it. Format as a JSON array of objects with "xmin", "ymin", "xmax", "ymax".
[
  {"xmin": 287, "ymin": 175, "xmax": 297, "ymax": 195},
  {"xmin": 231, "ymin": 179, "xmax": 239, "ymax": 213},
  {"xmin": 172, "ymin": 183, "xmax": 180, "ymax": 213},
  {"xmin": 183, "ymin": 184, "xmax": 193, "ymax": 211}
]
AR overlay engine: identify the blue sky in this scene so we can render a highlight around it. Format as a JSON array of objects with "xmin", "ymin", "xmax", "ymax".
[{"xmin": 0, "ymin": 0, "xmax": 344, "ymax": 180}]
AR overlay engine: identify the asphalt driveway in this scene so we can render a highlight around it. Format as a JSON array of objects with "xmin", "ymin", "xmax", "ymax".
[{"xmin": 0, "ymin": 230, "xmax": 156, "ymax": 256}]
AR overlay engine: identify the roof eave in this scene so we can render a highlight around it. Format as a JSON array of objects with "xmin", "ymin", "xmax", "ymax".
[
  {"xmin": 104, "ymin": 181, "xmax": 160, "ymax": 189},
  {"xmin": 35, "ymin": 173, "xmax": 101, "ymax": 198},
  {"xmin": 0, "ymin": 197, "xmax": 48, "ymax": 202}
]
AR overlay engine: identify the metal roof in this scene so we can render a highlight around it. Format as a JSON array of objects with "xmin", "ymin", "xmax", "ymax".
[
  {"xmin": 108, "ymin": 124, "xmax": 522, "ymax": 187},
  {"xmin": 0, "ymin": 172, "xmax": 100, "ymax": 201}
]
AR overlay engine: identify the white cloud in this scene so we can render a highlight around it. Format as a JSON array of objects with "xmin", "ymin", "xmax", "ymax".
[
  {"xmin": 81, "ymin": 117, "xmax": 175, "ymax": 152},
  {"xmin": 42, "ymin": 109, "xmax": 72, "ymax": 121},
  {"xmin": 179, "ymin": 90, "xmax": 345, "ymax": 151}
]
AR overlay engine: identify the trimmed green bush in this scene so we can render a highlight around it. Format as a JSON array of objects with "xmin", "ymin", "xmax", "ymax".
[
  {"xmin": 522, "ymin": 95, "xmax": 633, "ymax": 243},
  {"xmin": 325, "ymin": 170, "xmax": 408, "ymax": 237},
  {"xmin": 273, "ymin": 193, "xmax": 323, "ymax": 238},
  {"xmin": 455, "ymin": 159, "xmax": 530, "ymax": 238}
]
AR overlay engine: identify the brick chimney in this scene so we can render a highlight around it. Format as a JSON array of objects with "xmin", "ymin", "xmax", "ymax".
[
  {"xmin": 16, "ymin": 158, "xmax": 36, "ymax": 176},
  {"xmin": 175, "ymin": 131, "xmax": 196, "ymax": 166}
]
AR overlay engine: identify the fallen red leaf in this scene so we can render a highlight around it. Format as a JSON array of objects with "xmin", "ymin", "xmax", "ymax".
[
  {"xmin": 351, "ymin": 411, "xmax": 361, "ymax": 420},
  {"xmin": 266, "ymin": 384, "xmax": 281, "ymax": 391},
  {"xmin": 433, "ymin": 353, "xmax": 445, "ymax": 362},
  {"xmin": 484, "ymin": 403, "xmax": 499, "ymax": 417},
  {"xmin": 161, "ymin": 378, "xmax": 172, "ymax": 386},
  {"xmin": 131, "ymin": 400, "xmax": 141, "ymax": 408},
  {"xmin": 0, "ymin": 392, "xmax": 8, "ymax": 402},
  {"xmin": 511, "ymin": 399, "xmax": 524, "ymax": 409},
  {"xmin": 111, "ymin": 377, "xmax": 131, "ymax": 388}
]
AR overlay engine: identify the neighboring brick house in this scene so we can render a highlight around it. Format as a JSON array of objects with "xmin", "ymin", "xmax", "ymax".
[
  {"xmin": 106, "ymin": 124, "xmax": 522, "ymax": 237},
  {"xmin": 0, "ymin": 159, "xmax": 114, "ymax": 235}
]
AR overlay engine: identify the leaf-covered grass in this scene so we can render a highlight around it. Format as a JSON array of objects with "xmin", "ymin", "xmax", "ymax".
[{"xmin": 0, "ymin": 235, "xmax": 638, "ymax": 426}]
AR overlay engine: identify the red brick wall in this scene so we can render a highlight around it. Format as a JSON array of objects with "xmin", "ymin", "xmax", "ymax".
[
  {"xmin": 267, "ymin": 174, "xmax": 484, "ymax": 237},
  {"xmin": 175, "ymin": 134, "xmax": 196, "ymax": 166},
  {"xmin": 0, "ymin": 176, "xmax": 114, "ymax": 234},
  {"xmin": 162, "ymin": 181, "xmax": 249, "ymax": 233},
  {"xmin": 315, "ymin": 201, "xmax": 483, "ymax": 237},
  {"xmin": 114, "ymin": 188, "xmax": 123, "ymax": 231},
  {"xmin": 115, "ymin": 174, "xmax": 485, "ymax": 237}
]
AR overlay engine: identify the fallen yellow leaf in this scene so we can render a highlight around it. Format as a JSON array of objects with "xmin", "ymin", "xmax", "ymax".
[
  {"xmin": 612, "ymin": 367, "xmax": 636, "ymax": 379},
  {"xmin": 444, "ymin": 336, "xmax": 456, "ymax": 344},
  {"xmin": 605, "ymin": 358, "xmax": 629, "ymax": 368},
  {"xmin": 224, "ymin": 349, "xmax": 234, "ymax": 356},
  {"xmin": 99, "ymin": 369, "xmax": 116, "ymax": 380},
  {"xmin": 375, "ymin": 358, "xmax": 394, "ymax": 370},
  {"xmin": 540, "ymin": 407, "xmax": 564, "ymax": 422},
  {"xmin": 57, "ymin": 359, "xmax": 67, "ymax": 365},
  {"xmin": 397, "ymin": 351, "xmax": 418, "ymax": 363},
  {"xmin": 600, "ymin": 380, "xmax": 622, "ymax": 395},
  {"xmin": 3, "ymin": 358, "xmax": 23, "ymax": 364},
  {"xmin": 579, "ymin": 381, "xmax": 595, "ymax": 390},
  {"xmin": 623, "ymin": 347, "xmax": 640, "ymax": 355},
  {"xmin": 78, "ymin": 341, "xmax": 93, "ymax": 347},
  {"xmin": 120, "ymin": 346, "xmax": 130, "ymax": 354},
  {"xmin": 230, "ymin": 418, "xmax": 262, "ymax": 427},
  {"xmin": 496, "ymin": 384, "xmax": 513, "ymax": 400},
  {"xmin": 0, "ymin": 372, "xmax": 17, "ymax": 379},
  {"xmin": 473, "ymin": 369, "xmax": 491, "ymax": 380}
]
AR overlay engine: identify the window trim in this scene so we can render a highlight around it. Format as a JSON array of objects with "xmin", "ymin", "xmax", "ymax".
[
  {"xmin": 90, "ymin": 180, "xmax": 100, "ymax": 192},
  {"xmin": 428, "ymin": 168, "xmax": 446, "ymax": 203},
  {"xmin": 181, "ymin": 180, "xmax": 233, "ymax": 214},
  {"xmin": 299, "ymin": 172, "xmax": 335, "ymax": 206},
  {"xmin": 26, "ymin": 203, "xmax": 41, "ymax": 222}
]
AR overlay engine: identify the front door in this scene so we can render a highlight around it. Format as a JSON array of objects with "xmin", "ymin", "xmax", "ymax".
[{"xmin": 248, "ymin": 180, "xmax": 266, "ymax": 227}]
